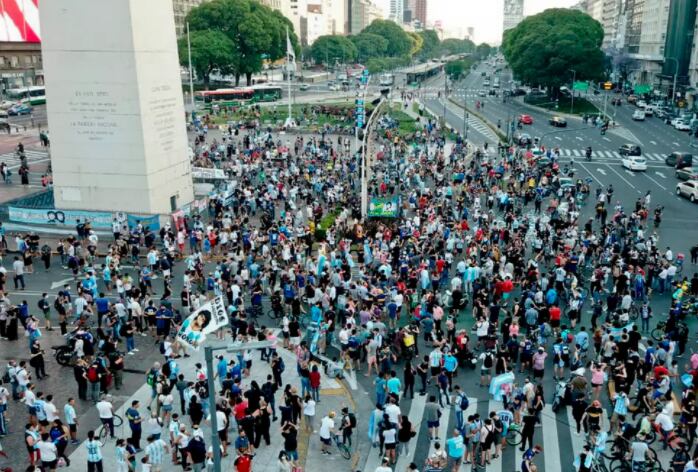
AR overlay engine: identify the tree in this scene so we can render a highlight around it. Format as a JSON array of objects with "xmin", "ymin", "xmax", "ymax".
[
  {"xmin": 177, "ymin": 30, "xmax": 235, "ymax": 88},
  {"xmin": 311, "ymin": 35, "xmax": 357, "ymax": 65},
  {"xmin": 445, "ymin": 58, "xmax": 476, "ymax": 80},
  {"xmin": 418, "ymin": 30, "xmax": 441, "ymax": 58},
  {"xmin": 350, "ymin": 33, "xmax": 388, "ymax": 62},
  {"xmin": 502, "ymin": 8, "xmax": 604, "ymax": 95},
  {"xmin": 475, "ymin": 42, "xmax": 493, "ymax": 59},
  {"xmin": 186, "ymin": 0, "xmax": 299, "ymax": 85},
  {"xmin": 440, "ymin": 38, "xmax": 475, "ymax": 56},
  {"xmin": 361, "ymin": 20, "xmax": 412, "ymax": 57},
  {"xmin": 407, "ymin": 31, "xmax": 423, "ymax": 57}
]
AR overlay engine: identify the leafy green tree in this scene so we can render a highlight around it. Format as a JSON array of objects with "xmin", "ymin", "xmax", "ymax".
[
  {"xmin": 350, "ymin": 33, "xmax": 388, "ymax": 62},
  {"xmin": 311, "ymin": 35, "xmax": 357, "ymax": 65},
  {"xmin": 501, "ymin": 8, "xmax": 604, "ymax": 95},
  {"xmin": 186, "ymin": 0, "xmax": 299, "ymax": 85},
  {"xmin": 440, "ymin": 38, "xmax": 475, "ymax": 56},
  {"xmin": 445, "ymin": 58, "xmax": 476, "ymax": 80},
  {"xmin": 361, "ymin": 20, "xmax": 412, "ymax": 57},
  {"xmin": 177, "ymin": 30, "xmax": 235, "ymax": 87},
  {"xmin": 418, "ymin": 30, "xmax": 441, "ymax": 58},
  {"xmin": 407, "ymin": 31, "xmax": 423, "ymax": 57},
  {"xmin": 475, "ymin": 43, "xmax": 493, "ymax": 59}
]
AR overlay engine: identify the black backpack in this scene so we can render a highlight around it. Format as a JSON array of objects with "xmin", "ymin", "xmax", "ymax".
[
  {"xmin": 484, "ymin": 353, "xmax": 494, "ymax": 368},
  {"xmin": 348, "ymin": 412, "xmax": 357, "ymax": 428}
]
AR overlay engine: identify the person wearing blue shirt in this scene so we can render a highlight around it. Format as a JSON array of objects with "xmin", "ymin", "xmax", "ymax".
[
  {"xmin": 443, "ymin": 352, "xmax": 458, "ymax": 389},
  {"xmin": 155, "ymin": 306, "xmax": 172, "ymax": 342},
  {"xmin": 446, "ymin": 428, "xmax": 465, "ymax": 467},
  {"xmin": 375, "ymin": 373, "xmax": 387, "ymax": 406},
  {"xmin": 125, "ymin": 400, "xmax": 143, "ymax": 451},
  {"xmin": 216, "ymin": 356, "xmax": 227, "ymax": 385},
  {"xmin": 386, "ymin": 371, "xmax": 402, "ymax": 399},
  {"xmin": 546, "ymin": 287, "xmax": 557, "ymax": 305}
]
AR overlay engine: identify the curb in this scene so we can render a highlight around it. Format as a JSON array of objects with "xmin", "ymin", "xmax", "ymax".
[{"xmin": 447, "ymin": 97, "xmax": 507, "ymax": 143}]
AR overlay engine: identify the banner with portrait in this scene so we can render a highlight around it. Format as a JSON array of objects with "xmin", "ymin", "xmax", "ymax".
[{"xmin": 176, "ymin": 296, "xmax": 228, "ymax": 350}]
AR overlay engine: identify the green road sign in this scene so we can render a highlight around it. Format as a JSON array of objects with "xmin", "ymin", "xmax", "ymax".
[
  {"xmin": 634, "ymin": 84, "xmax": 651, "ymax": 95},
  {"xmin": 572, "ymin": 81, "xmax": 589, "ymax": 92}
]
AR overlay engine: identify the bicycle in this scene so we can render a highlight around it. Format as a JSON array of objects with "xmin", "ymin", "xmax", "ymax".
[
  {"xmin": 651, "ymin": 320, "xmax": 688, "ymax": 342},
  {"xmin": 332, "ymin": 433, "xmax": 351, "ymax": 459},
  {"xmin": 96, "ymin": 414, "xmax": 123, "ymax": 446}
]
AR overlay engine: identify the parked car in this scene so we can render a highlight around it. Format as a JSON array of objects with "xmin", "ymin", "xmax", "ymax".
[
  {"xmin": 676, "ymin": 167, "xmax": 698, "ymax": 181},
  {"xmin": 549, "ymin": 116, "xmax": 567, "ymax": 127},
  {"xmin": 619, "ymin": 144, "xmax": 642, "ymax": 156},
  {"xmin": 7, "ymin": 103, "xmax": 31, "ymax": 116},
  {"xmin": 299, "ymin": 83, "xmax": 309, "ymax": 91},
  {"xmin": 632, "ymin": 110, "xmax": 645, "ymax": 121},
  {"xmin": 665, "ymin": 152, "xmax": 693, "ymax": 169},
  {"xmin": 676, "ymin": 181, "xmax": 698, "ymax": 202},
  {"xmin": 519, "ymin": 114, "xmax": 533, "ymax": 125},
  {"xmin": 627, "ymin": 95, "xmax": 638, "ymax": 104},
  {"xmin": 622, "ymin": 156, "xmax": 647, "ymax": 171},
  {"xmin": 674, "ymin": 120, "xmax": 691, "ymax": 131}
]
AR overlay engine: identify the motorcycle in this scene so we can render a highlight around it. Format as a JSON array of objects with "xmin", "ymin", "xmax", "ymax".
[{"xmin": 551, "ymin": 378, "xmax": 569, "ymax": 413}]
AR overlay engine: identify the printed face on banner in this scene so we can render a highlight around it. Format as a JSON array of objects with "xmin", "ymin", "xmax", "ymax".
[{"xmin": 176, "ymin": 296, "xmax": 228, "ymax": 350}]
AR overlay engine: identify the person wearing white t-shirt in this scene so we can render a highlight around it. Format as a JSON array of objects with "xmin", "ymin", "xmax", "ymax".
[
  {"xmin": 96, "ymin": 396, "xmax": 115, "ymax": 438},
  {"xmin": 44, "ymin": 395, "xmax": 59, "ymax": 422},
  {"xmin": 319, "ymin": 411, "xmax": 335, "ymax": 455},
  {"xmin": 303, "ymin": 395, "xmax": 316, "ymax": 433},
  {"xmin": 37, "ymin": 432, "xmax": 58, "ymax": 470},
  {"xmin": 375, "ymin": 456, "xmax": 393, "ymax": 472}
]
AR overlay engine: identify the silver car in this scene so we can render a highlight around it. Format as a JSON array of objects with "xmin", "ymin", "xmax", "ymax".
[{"xmin": 676, "ymin": 181, "xmax": 698, "ymax": 202}]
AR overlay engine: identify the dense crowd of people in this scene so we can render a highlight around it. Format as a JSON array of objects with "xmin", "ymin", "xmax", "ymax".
[{"xmin": 0, "ymin": 92, "xmax": 697, "ymax": 472}]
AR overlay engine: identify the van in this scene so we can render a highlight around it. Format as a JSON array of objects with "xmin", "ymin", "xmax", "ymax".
[{"xmin": 665, "ymin": 152, "xmax": 693, "ymax": 169}]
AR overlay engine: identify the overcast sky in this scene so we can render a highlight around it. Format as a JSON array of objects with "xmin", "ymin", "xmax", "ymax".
[{"xmin": 376, "ymin": 0, "xmax": 578, "ymax": 45}]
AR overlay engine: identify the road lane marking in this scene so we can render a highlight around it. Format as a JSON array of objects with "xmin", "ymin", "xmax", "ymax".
[
  {"xmin": 603, "ymin": 137, "xmax": 611, "ymax": 142},
  {"xmin": 596, "ymin": 168, "xmax": 607, "ymax": 176},
  {"xmin": 572, "ymin": 150, "xmax": 581, "ymax": 156},
  {"xmin": 577, "ymin": 161, "xmax": 603, "ymax": 185},
  {"xmin": 655, "ymin": 171, "xmax": 666, "ymax": 178},
  {"xmin": 650, "ymin": 140, "xmax": 657, "ymax": 145},
  {"xmin": 555, "ymin": 136, "xmax": 562, "ymax": 141},
  {"xmin": 644, "ymin": 172, "xmax": 667, "ymax": 191},
  {"xmin": 576, "ymin": 136, "xmax": 584, "ymax": 141},
  {"xmin": 542, "ymin": 405, "xmax": 561, "ymax": 472},
  {"xmin": 394, "ymin": 393, "xmax": 428, "ymax": 471},
  {"xmin": 674, "ymin": 141, "xmax": 680, "ymax": 146},
  {"xmin": 624, "ymin": 169, "xmax": 635, "ymax": 176},
  {"xmin": 606, "ymin": 164, "xmax": 639, "ymax": 192}
]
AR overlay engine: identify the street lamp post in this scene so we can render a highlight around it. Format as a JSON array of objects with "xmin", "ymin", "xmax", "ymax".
[
  {"xmin": 569, "ymin": 69, "xmax": 576, "ymax": 115},
  {"xmin": 361, "ymin": 97, "xmax": 386, "ymax": 219},
  {"xmin": 665, "ymin": 57, "xmax": 679, "ymax": 109},
  {"xmin": 205, "ymin": 340, "xmax": 273, "ymax": 472}
]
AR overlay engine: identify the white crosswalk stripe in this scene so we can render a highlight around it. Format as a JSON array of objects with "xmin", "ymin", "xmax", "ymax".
[
  {"xmin": 0, "ymin": 149, "xmax": 49, "ymax": 169},
  {"xmin": 547, "ymin": 149, "xmax": 670, "ymax": 163},
  {"xmin": 572, "ymin": 150, "xmax": 581, "ymax": 156}
]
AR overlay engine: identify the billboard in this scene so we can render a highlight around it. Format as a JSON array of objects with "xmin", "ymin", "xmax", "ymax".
[{"xmin": 0, "ymin": 0, "xmax": 40, "ymax": 42}]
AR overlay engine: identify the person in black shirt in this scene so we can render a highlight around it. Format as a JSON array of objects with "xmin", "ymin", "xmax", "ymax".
[
  {"xmin": 281, "ymin": 421, "xmax": 299, "ymax": 467},
  {"xmin": 520, "ymin": 408, "xmax": 537, "ymax": 452}
]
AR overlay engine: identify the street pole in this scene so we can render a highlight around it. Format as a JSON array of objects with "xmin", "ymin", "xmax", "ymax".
[
  {"xmin": 570, "ymin": 69, "xmax": 576, "ymax": 115},
  {"xmin": 186, "ymin": 22, "xmax": 195, "ymax": 113},
  {"xmin": 205, "ymin": 340, "xmax": 272, "ymax": 472},
  {"xmin": 603, "ymin": 88, "xmax": 608, "ymax": 121},
  {"xmin": 361, "ymin": 98, "xmax": 385, "ymax": 219},
  {"xmin": 442, "ymin": 71, "xmax": 447, "ymax": 125}
]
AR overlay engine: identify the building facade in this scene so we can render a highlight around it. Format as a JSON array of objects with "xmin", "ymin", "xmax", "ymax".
[
  {"xmin": 389, "ymin": 0, "xmax": 404, "ymax": 23},
  {"xmin": 414, "ymin": 0, "xmax": 427, "ymax": 25},
  {"xmin": 503, "ymin": 0, "xmax": 524, "ymax": 32},
  {"xmin": 0, "ymin": 41, "xmax": 43, "ymax": 93},
  {"xmin": 172, "ymin": 0, "xmax": 204, "ymax": 37},
  {"xmin": 585, "ymin": 0, "xmax": 624, "ymax": 50}
]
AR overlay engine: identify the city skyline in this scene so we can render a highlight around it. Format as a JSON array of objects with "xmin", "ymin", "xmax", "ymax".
[{"xmin": 376, "ymin": 0, "xmax": 578, "ymax": 44}]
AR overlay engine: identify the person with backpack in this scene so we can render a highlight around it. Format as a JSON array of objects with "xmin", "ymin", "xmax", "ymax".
[
  {"xmin": 453, "ymin": 385, "xmax": 469, "ymax": 431},
  {"xmin": 339, "ymin": 406, "xmax": 356, "ymax": 447},
  {"xmin": 479, "ymin": 350, "xmax": 495, "ymax": 387},
  {"xmin": 85, "ymin": 361, "xmax": 102, "ymax": 403}
]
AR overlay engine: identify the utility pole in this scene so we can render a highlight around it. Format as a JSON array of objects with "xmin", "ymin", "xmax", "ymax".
[
  {"xmin": 442, "ymin": 70, "xmax": 447, "ymax": 124},
  {"xmin": 666, "ymin": 57, "xmax": 679, "ymax": 110},
  {"xmin": 205, "ymin": 340, "xmax": 272, "ymax": 472},
  {"xmin": 186, "ymin": 22, "xmax": 195, "ymax": 113},
  {"xmin": 570, "ymin": 69, "xmax": 576, "ymax": 115}
]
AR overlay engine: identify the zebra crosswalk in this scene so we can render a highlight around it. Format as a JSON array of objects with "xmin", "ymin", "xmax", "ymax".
[
  {"xmin": 555, "ymin": 149, "xmax": 667, "ymax": 162},
  {"xmin": 0, "ymin": 149, "xmax": 50, "ymax": 169},
  {"xmin": 360, "ymin": 394, "xmax": 674, "ymax": 472}
]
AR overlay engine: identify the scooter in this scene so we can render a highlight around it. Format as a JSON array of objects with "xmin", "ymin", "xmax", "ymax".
[{"xmin": 551, "ymin": 378, "xmax": 568, "ymax": 412}]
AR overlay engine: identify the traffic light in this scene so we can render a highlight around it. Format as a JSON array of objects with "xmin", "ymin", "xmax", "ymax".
[{"xmin": 603, "ymin": 81, "xmax": 613, "ymax": 90}]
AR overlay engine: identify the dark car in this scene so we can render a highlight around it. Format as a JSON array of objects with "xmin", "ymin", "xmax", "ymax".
[
  {"xmin": 516, "ymin": 133, "xmax": 532, "ymax": 145},
  {"xmin": 666, "ymin": 152, "xmax": 693, "ymax": 169},
  {"xmin": 611, "ymin": 98, "xmax": 622, "ymax": 106},
  {"xmin": 549, "ymin": 116, "xmax": 567, "ymax": 127},
  {"xmin": 676, "ymin": 167, "xmax": 698, "ymax": 181},
  {"xmin": 619, "ymin": 144, "xmax": 642, "ymax": 156}
]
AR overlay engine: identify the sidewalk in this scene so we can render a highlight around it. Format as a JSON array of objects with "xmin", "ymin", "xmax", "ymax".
[{"xmin": 68, "ymin": 339, "xmax": 359, "ymax": 471}]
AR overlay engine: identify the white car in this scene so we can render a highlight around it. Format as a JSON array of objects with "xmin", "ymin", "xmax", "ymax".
[
  {"xmin": 632, "ymin": 110, "xmax": 645, "ymax": 121},
  {"xmin": 622, "ymin": 155, "xmax": 647, "ymax": 171},
  {"xmin": 636, "ymin": 100, "xmax": 647, "ymax": 108},
  {"xmin": 674, "ymin": 121, "xmax": 691, "ymax": 131},
  {"xmin": 677, "ymin": 181, "xmax": 698, "ymax": 202}
]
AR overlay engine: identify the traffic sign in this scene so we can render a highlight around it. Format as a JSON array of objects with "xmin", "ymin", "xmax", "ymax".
[
  {"xmin": 572, "ymin": 81, "xmax": 589, "ymax": 92},
  {"xmin": 633, "ymin": 84, "xmax": 651, "ymax": 95}
]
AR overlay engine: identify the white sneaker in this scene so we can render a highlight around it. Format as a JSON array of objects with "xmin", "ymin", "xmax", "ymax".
[
  {"xmin": 133, "ymin": 348, "xmax": 139, "ymax": 352},
  {"xmin": 127, "ymin": 352, "xmax": 135, "ymax": 355}
]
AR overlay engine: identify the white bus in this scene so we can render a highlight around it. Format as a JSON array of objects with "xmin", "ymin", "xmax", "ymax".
[
  {"xmin": 6, "ymin": 86, "xmax": 46, "ymax": 105},
  {"xmin": 379, "ymin": 73, "xmax": 394, "ymax": 86}
]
